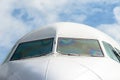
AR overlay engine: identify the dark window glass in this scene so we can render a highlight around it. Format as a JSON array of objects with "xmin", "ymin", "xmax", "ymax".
[
  {"xmin": 114, "ymin": 48, "xmax": 120, "ymax": 62},
  {"xmin": 103, "ymin": 42, "xmax": 119, "ymax": 62},
  {"xmin": 10, "ymin": 38, "xmax": 54, "ymax": 60},
  {"xmin": 57, "ymin": 38, "xmax": 103, "ymax": 57}
]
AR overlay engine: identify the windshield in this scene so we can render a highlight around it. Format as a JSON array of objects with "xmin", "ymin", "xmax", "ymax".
[
  {"xmin": 10, "ymin": 38, "xmax": 54, "ymax": 60},
  {"xmin": 57, "ymin": 38, "xmax": 103, "ymax": 57}
]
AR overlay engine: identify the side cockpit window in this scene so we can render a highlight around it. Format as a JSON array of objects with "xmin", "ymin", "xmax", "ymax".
[
  {"xmin": 114, "ymin": 48, "xmax": 120, "ymax": 61},
  {"xmin": 102, "ymin": 42, "xmax": 120, "ymax": 62},
  {"xmin": 10, "ymin": 38, "xmax": 54, "ymax": 61}
]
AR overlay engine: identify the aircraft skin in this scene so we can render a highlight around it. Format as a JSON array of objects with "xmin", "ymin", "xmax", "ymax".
[{"xmin": 0, "ymin": 22, "xmax": 120, "ymax": 80}]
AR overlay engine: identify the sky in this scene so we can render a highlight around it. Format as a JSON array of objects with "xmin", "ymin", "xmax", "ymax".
[{"xmin": 0, "ymin": 0, "xmax": 120, "ymax": 63}]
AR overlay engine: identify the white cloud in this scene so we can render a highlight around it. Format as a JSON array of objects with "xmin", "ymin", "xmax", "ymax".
[
  {"xmin": 114, "ymin": 7, "xmax": 120, "ymax": 24},
  {"xmin": 97, "ymin": 24, "xmax": 120, "ymax": 43},
  {"xmin": 29, "ymin": 0, "xmax": 67, "ymax": 11},
  {"xmin": 69, "ymin": 0, "xmax": 118, "ymax": 4},
  {"xmin": 97, "ymin": 6, "xmax": 120, "ymax": 44},
  {"xmin": 12, "ymin": 0, "xmax": 119, "ymax": 24},
  {"xmin": 0, "ymin": 0, "xmax": 31, "ymax": 48}
]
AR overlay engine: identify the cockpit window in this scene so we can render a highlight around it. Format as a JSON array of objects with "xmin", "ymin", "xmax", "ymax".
[
  {"xmin": 57, "ymin": 38, "xmax": 103, "ymax": 57},
  {"xmin": 10, "ymin": 38, "xmax": 54, "ymax": 61},
  {"xmin": 103, "ymin": 42, "xmax": 120, "ymax": 62}
]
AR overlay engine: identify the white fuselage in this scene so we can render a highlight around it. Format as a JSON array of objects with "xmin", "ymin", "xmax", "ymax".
[{"xmin": 0, "ymin": 22, "xmax": 120, "ymax": 80}]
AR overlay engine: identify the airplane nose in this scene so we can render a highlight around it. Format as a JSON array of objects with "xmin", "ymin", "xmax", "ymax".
[
  {"xmin": 45, "ymin": 57, "xmax": 101, "ymax": 80},
  {"xmin": 74, "ymin": 70, "xmax": 102, "ymax": 80}
]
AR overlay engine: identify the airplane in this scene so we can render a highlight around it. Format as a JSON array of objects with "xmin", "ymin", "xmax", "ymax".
[{"xmin": 0, "ymin": 22, "xmax": 120, "ymax": 80}]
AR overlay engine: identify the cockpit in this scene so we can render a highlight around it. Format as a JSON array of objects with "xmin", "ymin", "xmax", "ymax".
[
  {"xmin": 57, "ymin": 38, "xmax": 103, "ymax": 57},
  {"xmin": 2, "ymin": 22, "xmax": 120, "ymax": 63},
  {"xmin": 1, "ymin": 22, "xmax": 120, "ymax": 80},
  {"xmin": 10, "ymin": 38, "xmax": 104, "ymax": 61},
  {"xmin": 10, "ymin": 38, "xmax": 54, "ymax": 61}
]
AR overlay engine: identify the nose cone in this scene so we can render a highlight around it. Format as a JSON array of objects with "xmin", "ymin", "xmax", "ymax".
[{"xmin": 46, "ymin": 57, "xmax": 101, "ymax": 80}]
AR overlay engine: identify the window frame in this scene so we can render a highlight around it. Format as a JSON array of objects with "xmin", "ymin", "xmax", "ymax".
[
  {"xmin": 102, "ymin": 41, "xmax": 120, "ymax": 62},
  {"xmin": 57, "ymin": 37, "xmax": 104, "ymax": 57},
  {"xmin": 10, "ymin": 38, "xmax": 54, "ymax": 61}
]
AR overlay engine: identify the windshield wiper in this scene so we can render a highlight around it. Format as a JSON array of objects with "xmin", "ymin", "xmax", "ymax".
[{"xmin": 62, "ymin": 53, "xmax": 80, "ymax": 56}]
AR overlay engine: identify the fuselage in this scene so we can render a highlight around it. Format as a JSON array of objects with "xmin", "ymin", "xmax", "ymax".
[{"xmin": 0, "ymin": 22, "xmax": 120, "ymax": 80}]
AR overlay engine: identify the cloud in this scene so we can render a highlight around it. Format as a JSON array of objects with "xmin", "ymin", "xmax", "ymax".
[
  {"xmin": 97, "ymin": 6, "xmax": 120, "ymax": 44},
  {"xmin": 0, "ymin": 0, "xmax": 34, "ymax": 62},
  {"xmin": 114, "ymin": 7, "xmax": 120, "ymax": 24},
  {"xmin": 0, "ymin": 0, "xmax": 32, "ymax": 46},
  {"xmin": 11, "ymin": 0, "xmax": 120, "ymax": 25},
  {"xmin": 97, "ymin": 24, "xmax": 120, "ymax": 43}
]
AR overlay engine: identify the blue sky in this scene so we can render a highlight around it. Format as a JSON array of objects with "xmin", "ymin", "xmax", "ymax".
[{"xmin": 0, "ymin": 0, "xmax": 120, "ymax": 63}]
